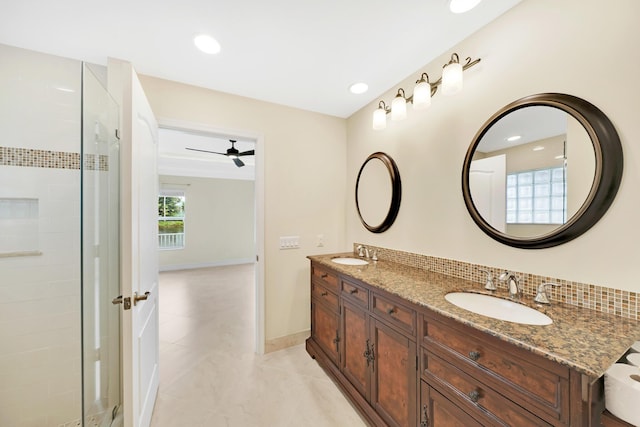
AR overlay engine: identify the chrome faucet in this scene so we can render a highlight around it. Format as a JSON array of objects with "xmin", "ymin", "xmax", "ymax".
[
  {"xmin": 356, "ymin": 245, "xmax": 369, "ymax": 258},
  {"xmin": 499, "ymin": 271, "xmax": 522, "ymax": 300},
  {"xmin": 479, "ymin": 269, "xmax": 496, "ymax": 291},
  {"xmin": 534, "ymin": 283, "xmax": 561, "ymax": 304}
]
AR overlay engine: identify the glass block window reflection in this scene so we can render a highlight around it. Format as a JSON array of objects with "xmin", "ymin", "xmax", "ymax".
[{"xmin": 506, "ymin": 167, "xmax": 566, "ymax": 224}]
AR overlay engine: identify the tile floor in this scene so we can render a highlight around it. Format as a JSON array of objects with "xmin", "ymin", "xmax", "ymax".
[{"xmin": 150, "ymin": 264, "xmax": 367, "ymax": 427}]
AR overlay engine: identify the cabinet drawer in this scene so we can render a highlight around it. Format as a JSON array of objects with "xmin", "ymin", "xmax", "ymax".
[
  {"xmin": 312, "ymin": 281, "xmax": 339, "ymax": 312},
  {"xmin": 423, "ymin": 349, "xmax": 552, "ymax": 427},
  {"xmin": 311, "ymin": 264, "xmax": 339, "ymax": 292},
  {"xmin": 341, "ymin": 279, "xmax": 369, "ymax": 308},
  {"xmin": 423, "ymin": 314, "xmax": 569, "ymax": 424},
  {"xmin": 372, "ymin": 292, "xmax": 416, "ymax": 336}
]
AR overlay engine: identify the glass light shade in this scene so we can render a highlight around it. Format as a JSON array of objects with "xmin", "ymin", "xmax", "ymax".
[
  {"xmin": 412, "ymin": 81, "xmax": 432, "ymax": 110},
  {"xmin": 372, "ymin": 108, "xmax": 387, "ymax": 130},
  {"xmin": 391, "ymin": 95, "xmax": 407, "ymax": 121},
  {"xmin": 442, "ymin": 62, "xmax": 463, "ymax": 96}
]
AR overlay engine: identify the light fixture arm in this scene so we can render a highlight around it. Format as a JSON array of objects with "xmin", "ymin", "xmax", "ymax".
[{"xmin": 375, "ymin": 53, "xmax": 481, "ymax": 115}]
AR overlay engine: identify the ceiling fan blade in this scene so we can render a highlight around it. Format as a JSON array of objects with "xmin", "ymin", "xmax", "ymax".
[
  {"xmin": 237, "ymin": 150, "xmax": 255, "ymax": 157},
  {"xmin": 233, "ymin": 157, "xmax": 245, "ymax": 167},
  {"xmin": 186, "ymin": 147, "xmax": 227, "ymax": 155}
]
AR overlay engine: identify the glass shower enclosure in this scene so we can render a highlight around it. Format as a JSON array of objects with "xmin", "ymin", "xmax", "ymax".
[
  {"xmin": 81, "ymin": 64, "xmax": 122, "ymax": 427},
  {"xmin": 0, "ymin": 44, "xmax": 122, "ymax": 426}
]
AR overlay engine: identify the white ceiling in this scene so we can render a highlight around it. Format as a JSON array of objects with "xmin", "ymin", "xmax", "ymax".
[{"xmin": 0, "ymin": 0, "xmax": 522, "ymax": 118}]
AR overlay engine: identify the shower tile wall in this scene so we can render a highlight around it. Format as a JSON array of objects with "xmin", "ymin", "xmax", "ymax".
[{"xmin": 0, "ymin": 44, "xmax": 82, "ymax": 426}]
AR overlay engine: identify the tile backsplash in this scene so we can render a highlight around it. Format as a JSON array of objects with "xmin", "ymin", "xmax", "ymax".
[{"xmin": 354, "ymin": 243, "xmax": 638, "ymax": 320}]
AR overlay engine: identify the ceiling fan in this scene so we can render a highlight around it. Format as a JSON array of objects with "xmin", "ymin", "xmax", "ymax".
[{"xmin": 186, "ymin": 139, "xmax": 254, "ymax": 167}]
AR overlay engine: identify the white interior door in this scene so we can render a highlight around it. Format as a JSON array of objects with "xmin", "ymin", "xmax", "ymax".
[
  {"xmin": 110, "ymin": 59, "xmax": 160, "ymax": 427},
  {"xmin": 470, "ymin": 154, "xmax": 506, "ymax": 233}
]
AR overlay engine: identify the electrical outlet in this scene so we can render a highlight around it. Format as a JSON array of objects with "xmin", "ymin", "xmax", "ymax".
[
  {"xmin": 317, "ymin": 234, "xmax": 324, "ymax": 247},
  {"xmin": 279, "ymin": 236, "xmax": 300, "ymax": 249}
]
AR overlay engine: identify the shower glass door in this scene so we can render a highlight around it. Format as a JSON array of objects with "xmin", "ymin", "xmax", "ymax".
[{"xmin": 81, "ymin": 63, "xmax": 122, "ymax": 427}]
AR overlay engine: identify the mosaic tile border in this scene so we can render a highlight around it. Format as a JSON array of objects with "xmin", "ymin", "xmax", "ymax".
[
  {"xmin": 0, "ymin": 146, "xmax": 109, "ymax": 171},
  {"xmin": 354, "ymin": 243, "xmax": 639, "ymax": 320}
]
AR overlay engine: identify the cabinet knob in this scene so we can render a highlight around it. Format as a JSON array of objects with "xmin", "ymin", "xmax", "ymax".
[
  {"xmin": 321, "ymin": 291, "xmax": 328, "ymax": 297},
  {"xmin": 321, "ymin": 273, "xmax": 328, "ymax": 278},
  {"xmin": 469, "ymin": 350, "xmax": 481, "ymax": 361},
  {"xmin": 350, "ymin": 288, "xmax": 358, "ymax": 294},
  {"xmin": 387, "ymin": 307, "xmax": 396, "ymax": 315},
  {"xmin": 468, "ymin": 389, "xmax": 480, "ymax": 403}
]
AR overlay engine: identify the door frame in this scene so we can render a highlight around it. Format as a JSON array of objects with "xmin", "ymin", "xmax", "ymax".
[{"xmin": 155, "ymin": 118, "xmax": 266, "ymax": 354}]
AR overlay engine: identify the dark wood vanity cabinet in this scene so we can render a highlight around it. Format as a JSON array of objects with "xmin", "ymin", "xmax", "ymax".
[{"xmin": 307, "ymin": 261, "xmax": 601, "ymax": 427}]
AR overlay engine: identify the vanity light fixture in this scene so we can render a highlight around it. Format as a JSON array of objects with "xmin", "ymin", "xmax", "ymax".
[
  {"xmin": 441, "ymin": 53, "xmax": 464, "ymax": 95},
  {"xmin": 373, "ymin": 101, "xmax": 388, "ymax": 130},
  {"xmin": 391, "ymin": 89, "xmax": 408, "ymax": 121},
  {"xmin": 372, "ymin": 52, "xmax": 480, "ymax": 130}
]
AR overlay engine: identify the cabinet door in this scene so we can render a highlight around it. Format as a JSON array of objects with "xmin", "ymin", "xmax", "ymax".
[
  {"xmin": 311, "ymin": 299, "xmax": 339, "ymax": 365},
  {"xmin": 420, "ymin": 380, "xmax": 483, "ymax": 427},
  {"xmin": 370, "ymin": 318, "xmax": 417, "ymax": 427},
  {"xmin": 341, "ymin": 300, "xmax": 369, "ymax": 399}
]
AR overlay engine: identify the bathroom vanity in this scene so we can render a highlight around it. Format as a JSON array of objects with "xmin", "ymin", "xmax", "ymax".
[{"xmin": 306, "ymin": 254, "xmax": 640, "ymax": 427}]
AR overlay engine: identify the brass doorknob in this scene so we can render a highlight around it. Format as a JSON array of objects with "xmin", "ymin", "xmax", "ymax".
[{"xmin": 134, "ymin": 291, "xmax": 150, "ymax": 306}]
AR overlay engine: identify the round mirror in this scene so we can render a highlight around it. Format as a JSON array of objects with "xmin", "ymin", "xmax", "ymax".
[
  {"xmin": 462, "ymin": 93, "xmax": 623, "ymax": 249},
  {"xmin": 356, "ymin": 152, "xmax": 402, "ymax": 233}
]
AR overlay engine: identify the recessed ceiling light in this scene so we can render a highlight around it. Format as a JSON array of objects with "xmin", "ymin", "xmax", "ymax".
[
  {"xmin": 349, "ymin": 82, "xmax": 369, "ymax": 94},
  {"xmin": 194, "ymin": 34, "xmax": 221, "ymax": 54},
  {"xmin": 506, "ymin": 135, "xmax": 521, "ymax": 142},
  {"xmin": 533, "ymin": 146, "xmax": 545, "ymax": 151},
  {"xmin": 449, "ymin": 0, "xmax": 482, "ymax": 14}
]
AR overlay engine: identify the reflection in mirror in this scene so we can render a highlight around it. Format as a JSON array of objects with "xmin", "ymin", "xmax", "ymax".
[
  {"xmin": 469, "ymin": 106, "xmax": 596, "ymax": 238},
  {"xmin": 357, "ymin": 158, "xmax": 392, "ymax": 227},
  {"xmin": 355, "ymin": 152, "xmax": 401, "ymax": 233},
  {"xmin": 462, "ymin": 93, "xmax": 623, "ymax": 249}
]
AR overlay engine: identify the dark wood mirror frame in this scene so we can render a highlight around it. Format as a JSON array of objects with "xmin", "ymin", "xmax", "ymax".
[
  {"xmin": 356, "ymin": 152, "xmax": 402, "ymax": 233},
  {"xmin": 462, "ymin": 93, "xmax": 623, "ymax": 249}
]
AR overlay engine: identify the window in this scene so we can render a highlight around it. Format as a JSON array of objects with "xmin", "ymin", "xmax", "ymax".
[
  {"xmin": 158, "ymin": 191, "xmax": 185, "ymax": 249},
  {"xmin": 506, "ymin": 167, "xmax": 566, "ymax": 224}
]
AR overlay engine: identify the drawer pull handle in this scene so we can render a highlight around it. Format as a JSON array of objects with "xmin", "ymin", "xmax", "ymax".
[
  {"xmin": 321, "ymin": 291, "xmax": 328, "ymax": 297},
  {"xmin": 469, "ymin": 351, "xmax": 481, "ymax": 361},
  {"xmin": 387, "ymin": 307, "xmax": 396, "ymax": 315},
  {"xmin": 468, "ymin": 390, "xmax": 480, "ymax": 403},
  {"xmin": 350, "ymin": 288, "xmax": 358, "ymax": 294},
  {"xmin": 321, "ymin": 273, "xmax": 328, "ymax": 278}
]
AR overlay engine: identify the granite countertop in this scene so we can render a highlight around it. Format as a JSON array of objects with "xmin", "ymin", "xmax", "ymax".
[{"xmin": 309, "ymin": 253, "xmax": 640, "ymax": 380}]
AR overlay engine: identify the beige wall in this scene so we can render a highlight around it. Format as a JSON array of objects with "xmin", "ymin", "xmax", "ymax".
[
  {"xmin": 139, "ymin": 75, "xmax": 348, "ymax": 342},
  {"xmin": 347, "ymin": 0, "xmax": 640, "ymax": 292},
  {"xmin": 158, "ymin": 175, "xmax": 255, "ymax": 270}
]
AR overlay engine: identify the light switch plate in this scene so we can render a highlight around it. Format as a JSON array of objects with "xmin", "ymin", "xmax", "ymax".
[{"xmin": 279, "ymin": 236, "xmax": 300, "ymax": 249}]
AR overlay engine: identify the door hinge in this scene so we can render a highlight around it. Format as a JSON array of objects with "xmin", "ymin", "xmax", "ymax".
[
  {"xmin": 416, "ymin": 355, "xmax": 419, "ymax": 371},
  {"xmin": 123, "ymin": 296, "xmax": 131, "ymax": 310}
]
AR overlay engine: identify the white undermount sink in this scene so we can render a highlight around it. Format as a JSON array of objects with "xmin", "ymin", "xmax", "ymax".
[
  {"xmin": 445, "ymin": 292, "xmax": 552, "ymax": 326},
  {"xmin": 331, "ymin": 257, "xmax": 369, "ymax": 266}
]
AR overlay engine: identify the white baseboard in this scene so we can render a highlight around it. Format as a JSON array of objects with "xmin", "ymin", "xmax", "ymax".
[
  {"xmin": 265, "ymin": 330, "xmax": 311, "ymax": 354},
  {"xmin": 159, "ymin": 257, "xmax": 255, "ymax": 272}
]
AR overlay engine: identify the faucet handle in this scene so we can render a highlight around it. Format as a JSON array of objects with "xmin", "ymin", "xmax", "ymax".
[
  {"xmin": 479, "ymin": 269, "xmax": 496, "ymax": 291},
  {"xmin": 371, "ymin": 250, "xmax": 378, "ymax": 261},
  {"xmin": 534, "ymin": 282, "xmax": 561, "ymax": 304},
  {"xmin": 356, "ymin": 245, "xmax": 365, "ymax": 257}
]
